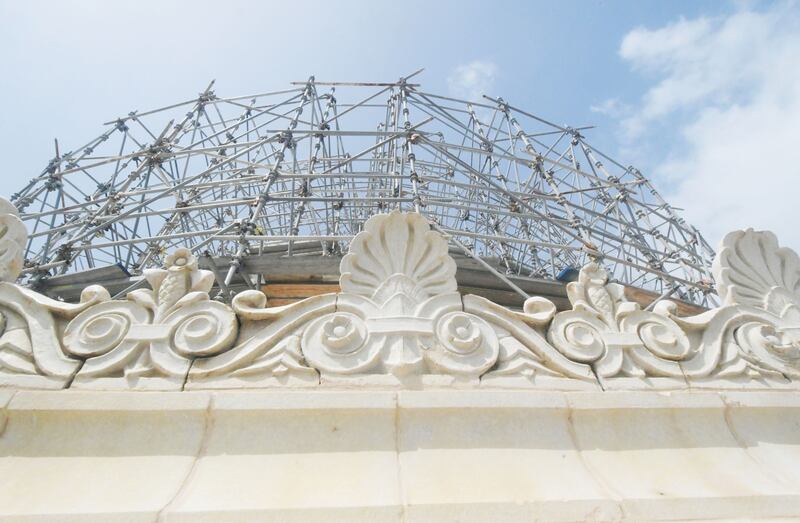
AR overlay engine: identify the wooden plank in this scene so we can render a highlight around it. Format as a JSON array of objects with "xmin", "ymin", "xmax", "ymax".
[
  {"xmin": 200, "ymin": 254, "xmax": 337, "ymax": 273},
  {"xmin": 624, "ymin": 286, "xmax": 707, "ymax": 317},
  {"xmin": 262, "ymin": 283, "xmax": 340, "ymax": 298},
  {"xmin": 262, "ymin": 274, "xmax": 340, "ymax": 283}
]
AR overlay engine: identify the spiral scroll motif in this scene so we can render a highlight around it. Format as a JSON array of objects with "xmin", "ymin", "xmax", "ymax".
[
  {"xmin": 734, "ymin": 321, "xmax": 800, "ymax": 378},
  {"xmin": 548, "ymin": 311, "xmax": 607, "ymax": 364},
  {"xmin": 426, "ymin": 312, "xmax": 498, "ymax": 375},
  {"xmin": 623, "ymin": 312, "xmax": 690, "ymax": 361},
  {"xmin": 302, "ymin": 312, "xmax": 375, "ymax": 373},
  {"xmin": 165, "ymin": 301, "xmax": 238, "ymax": 358},
  {"xmin": 63, "ymin": 302, "xmax": 149, "ymax": 358}
]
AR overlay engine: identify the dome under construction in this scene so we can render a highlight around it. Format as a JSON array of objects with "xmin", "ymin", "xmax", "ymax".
[{"xmin": 10, "ymin": 71, "xmax": 716, "ymax": 311}]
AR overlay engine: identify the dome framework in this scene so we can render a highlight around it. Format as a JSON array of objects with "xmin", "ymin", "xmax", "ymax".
[{"xmin": 11, "ymin": 70, "xmax": 716, "ymax": 306}]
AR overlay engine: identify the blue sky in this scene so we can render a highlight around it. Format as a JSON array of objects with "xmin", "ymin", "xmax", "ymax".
[{"xmin": 1, "ymin": 0, "xmax": 797, "ymax": 248}]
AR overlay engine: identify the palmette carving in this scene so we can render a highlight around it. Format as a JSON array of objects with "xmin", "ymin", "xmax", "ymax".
[
  {"xmin": 296, "ymin": 211, "xmax": 498, "ymax": 380},
  {"xmin": 705, "ymin": 229, "xmax": 800, "ymax": 378},
  {"xmin": 714, "ymin": 229, "xmax": 800, "ymax": 312},
  {"xmin": 339, "ymin": 209, "xmax": 457, "ymax": 302},
  {"xmin": 2, "ymin": 210, "xmax": 800, "ymax": 389}
]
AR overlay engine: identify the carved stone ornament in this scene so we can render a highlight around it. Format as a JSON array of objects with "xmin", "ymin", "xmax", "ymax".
[
  {"xmin": 0, "ymin": 197, "xmax": 26, "ymax": 283},
  {"xmin": 190, "ymin": 210, "xmax": 500, "ymax": 387},
  {"xmin": 1, "ymin": 201, "xmax": 800, "ymax": 390},
  {"xmin": 548, "ymin": 262, "xmax": 691, "ymax": 379},
  {"xmin": 708, "ymin": 229, "xmax": 800, "ymax": 379},
  {"xmin": 65, "ymin": 247, "xmax": 239, "ymax": 389}
]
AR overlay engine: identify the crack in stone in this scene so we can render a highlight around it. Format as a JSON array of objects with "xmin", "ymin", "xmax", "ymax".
[
  {"xmin": 564, "ymin": 395, "xmax": 627, "ymax": 522},
  {"xmin": 155, "ymin": 394, "xmax": 214, "ymax": 522},
  {"xmin": 393, "ymin": 392, "xmax": 407, "ymax": 523},
  {"xmin": 719, "ymin": 392, "xmax": 796, "ymax": 489}
]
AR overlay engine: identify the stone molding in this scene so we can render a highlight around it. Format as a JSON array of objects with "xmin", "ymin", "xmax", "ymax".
[
  {"xmin": 1, "ymin": 199, "xmax": 800, "ymax": 390},
  {"xmin": 2, "ymin": 388, "xmax": 800, "ymax": 522}
]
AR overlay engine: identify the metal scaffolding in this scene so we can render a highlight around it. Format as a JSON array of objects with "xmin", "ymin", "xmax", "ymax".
[{"xmin": 11, "ymin": 71, "xmax": 717, "ymax": 306}]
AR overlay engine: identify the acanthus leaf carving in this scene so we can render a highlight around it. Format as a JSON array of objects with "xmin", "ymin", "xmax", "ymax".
[{"xmin": 228, "ymin": 335, "xmax": 318, "ymax": 384}]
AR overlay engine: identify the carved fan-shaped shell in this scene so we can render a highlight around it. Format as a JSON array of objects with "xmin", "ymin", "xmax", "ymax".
[
  {"xmin": 340, "ymin": 211, "xmax": 457, "ymax": 301},
  {"xmin": 713, "ymin": 229, "xmax": 800, "ymax": 313},
  {"xmin": 0, "ymin": 197, "xmax": 27, "ymax": 283}
]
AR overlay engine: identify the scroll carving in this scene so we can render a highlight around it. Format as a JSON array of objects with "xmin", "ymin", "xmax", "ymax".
[
  {"xmin": 0, "ymin": 206, "xmax": 799, "ymax": 391},
  {"xmin": 67, "ymin": 248, "xmax": 238, "ymax": 387},
  {"xmin": 548, "ymin": 262, "xmax": 690, "ymax": 379}
]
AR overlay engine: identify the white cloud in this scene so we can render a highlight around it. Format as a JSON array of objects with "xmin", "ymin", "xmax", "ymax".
[
  {"xmin": 590, "ymin": 98, "xmax": 630, "ymax": 118},
  {"xmin": 615, "ymin": 4, "xmax": 800, "ymax": 249},
  {"xmin": 447, "ymin": 61, "xmax": 498, "ymax": 102}
]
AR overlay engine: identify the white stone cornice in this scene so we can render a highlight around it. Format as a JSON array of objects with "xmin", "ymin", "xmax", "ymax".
[{"xmin": 2, "ymin": 389, "xmax": 800, "ymax": 521}]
